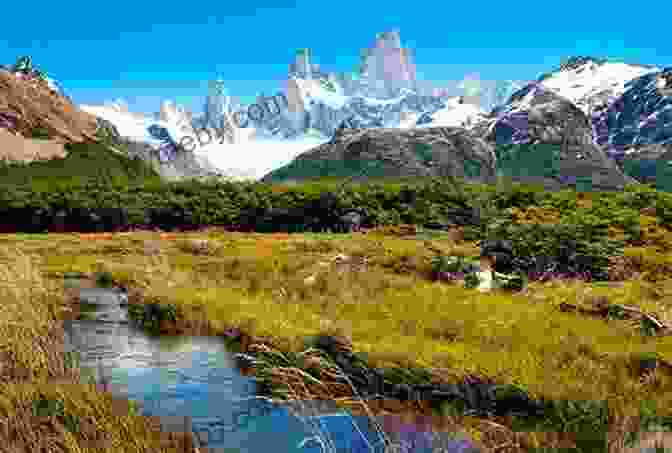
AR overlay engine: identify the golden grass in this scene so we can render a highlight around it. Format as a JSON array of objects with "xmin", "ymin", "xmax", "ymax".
[
  {"xmin": 0, "ymin": 243, "xmax": 200, "ymax": 453},
  {"xmin": 32, "ymin": 234, "xmax": 672, "ymax": 396},
  {"xmin": 2, "ymin": 228, "xmax": 672, "ymax": 451}
]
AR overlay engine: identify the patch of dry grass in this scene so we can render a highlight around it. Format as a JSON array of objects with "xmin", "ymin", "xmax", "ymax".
[
  {"xmin": 0, "ymin": 243, "xmax": 201, "ymax": 453},
  {"xmin": 3, "ymin": 229, "xmax": 672, "ymax": 451}
]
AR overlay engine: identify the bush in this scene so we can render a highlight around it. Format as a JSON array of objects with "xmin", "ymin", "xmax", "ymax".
[
  {"xmin": 482, "ymin": 220, "xmax": 623, "ymax": 282},
  {"xmin": 511, "ymin": 398, "xmax": 609, "ymax": 453},
  {"xmin": 127, "ymin": 302, "xmax": 181, "ymax": 334},
  {"xmin": 1, "ymin": 174, "xmax": 670, "ymax": 235}
]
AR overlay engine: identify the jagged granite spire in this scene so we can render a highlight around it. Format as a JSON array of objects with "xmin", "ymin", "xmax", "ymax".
[{"xmin": 203, "ymin": 76, "xmax": 230, "ymax": 129}]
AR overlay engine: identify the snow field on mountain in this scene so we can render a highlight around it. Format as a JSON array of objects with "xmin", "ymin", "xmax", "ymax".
[
  {"xmin": 540, "ymin": 62, "xmax": 659, "ymax": 114},
  {"xmin": 193, "ymin": 135, "xmax": 330, "ymax": 180}
]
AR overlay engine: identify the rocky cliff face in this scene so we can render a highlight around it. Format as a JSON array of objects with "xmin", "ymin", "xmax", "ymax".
[
  {"xmin": 95, "ymin": 119, "xmax": 227, "ymax": 182},
  {"xmin": 0, "ymin": 67, "xmax": 117, "ymax": 166},
  {"xmin": 476, "ymin": 83, "xmax": 638, "ymax": 190},
  {"xmin": 252, "ymin": 82, "xmax": 451, "ymax": 139},
  {"xmin": 592, "ymin": 67, "xmax": 672, "ymax": 161},
  {"xmin": 478, "ymin": 58, "xmax": 672, "ymax": 188},
  {"xmin": 357, "ymin": 30, "xmax": 417, "ymax": 99},
  {"xmin": 0, "ymin": 69, "xmax": 100, "ymax": 146},
  {"xmin": 6, "ymin": 48, "xmax": 667, "ymax": 192},
  {"xmin": 466, "ymin": 59, "xmax": 672, "ymax": 190},
  {"xmin": 200, "ymin": 30, "xmax": 467, "ymax": 141},
  {"xmin": 0, "ymin": 67, "xmax": 225, "ymax": 183},
  {"xmin": 79, "ymin": 101, "xmax": 234, "ymax": 182},
  {"xmin": 87, "ymin": 54, "xmax": 672, "ymax": 190}
]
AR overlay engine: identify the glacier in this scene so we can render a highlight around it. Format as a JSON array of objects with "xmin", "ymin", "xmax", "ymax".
[
  {"xmin": 80, "ymin": 72, "xmax": 502, "ymax": 181},
  {"xmin": 81, "ymin": 101, "xmax": 330, "ymax": 181},
  {"xmin": 79, "ymin": 58, "xmax": 671, "ymax": 184}
]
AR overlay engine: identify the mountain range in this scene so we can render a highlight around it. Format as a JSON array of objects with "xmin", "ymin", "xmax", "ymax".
[
  {"xmin": 71, "ymin": 31, "xmax": 526, "ymax": 181},
  {"xmin": 2, "ymin": 34, "xmax": 672, "ymax": 190},
  {"xmin": 262, "ymin": 55, "xmax": 672, "ymax": 190}
]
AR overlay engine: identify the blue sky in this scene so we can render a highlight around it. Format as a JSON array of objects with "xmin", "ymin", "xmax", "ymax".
[{"xmin": 3, "ymin": 0, "xmax": 671, "ymax": 116}]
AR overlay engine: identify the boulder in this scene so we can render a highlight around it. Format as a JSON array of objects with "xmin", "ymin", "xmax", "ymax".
[{"xmin": 594, "ymin": 68, "xmax": 672, "ymax": 159}]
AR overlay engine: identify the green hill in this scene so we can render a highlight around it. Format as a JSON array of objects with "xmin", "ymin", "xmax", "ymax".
[{"xmin": 0, "ymin": 139, "xmax": 162, "ymax": 189}]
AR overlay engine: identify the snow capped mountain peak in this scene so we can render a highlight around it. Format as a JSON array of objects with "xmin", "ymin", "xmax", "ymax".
[
  {"xmin": 557, "ymin": 56, "xmax": 608, "ymax": 73},
  {"xmin": 71, "ymin": 38, "xmax": 672, "ymax": 186},
  {"xmin": 539, "ymin": 59, "xmax": 660, "ymax": 115}
]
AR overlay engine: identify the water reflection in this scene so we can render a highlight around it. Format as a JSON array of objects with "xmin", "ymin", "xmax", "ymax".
[
  {"xmin": 62, "ymin": 286, "xmax": 473, "ymax": 453},
  {"xmin": 60, "ymin": 287, "xmax": 355, "ymax": 452}
]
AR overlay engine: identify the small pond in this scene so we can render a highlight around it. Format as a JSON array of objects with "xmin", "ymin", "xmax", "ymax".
[{"xmin": 62, "ymin": 285, "xmax": 474, "ymax": 453}]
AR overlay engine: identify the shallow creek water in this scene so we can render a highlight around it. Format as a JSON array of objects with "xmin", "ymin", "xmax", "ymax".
[{"xmin": 61, "ymin": 285, "xmax": 467, "ymax": 453}]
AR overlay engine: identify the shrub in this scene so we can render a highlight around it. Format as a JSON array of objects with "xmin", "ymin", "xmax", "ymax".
[
  {"xmin": 511, "ymin": 398, "xmax": 609, "ymax": 453},
  {"xmin": 127, "ymin": 302, "xmax": 181, "ymax": 334},
  {"xmin": 482, "ymin": 220, "xmax": 624, "ymax": 282}
]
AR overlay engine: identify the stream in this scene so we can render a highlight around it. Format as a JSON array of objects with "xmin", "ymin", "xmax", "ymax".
[{"xmin": 61, "ymin": 285, "xmax": 470, "ymax": 453}]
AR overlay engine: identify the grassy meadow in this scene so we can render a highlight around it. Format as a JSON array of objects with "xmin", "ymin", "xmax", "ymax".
[{"xmin": 1, "ymin": 213, "xmax": 672, "ymax": 452}]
